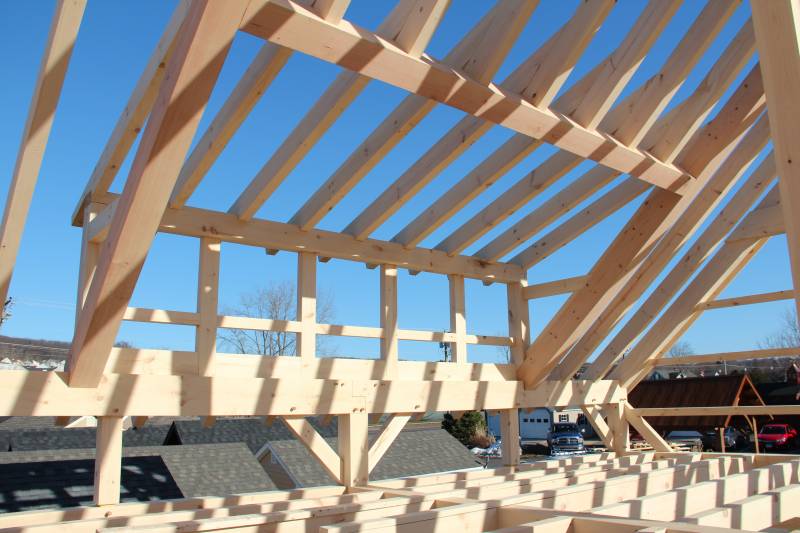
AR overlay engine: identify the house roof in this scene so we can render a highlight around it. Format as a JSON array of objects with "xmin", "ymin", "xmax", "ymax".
[
  {"xmin": 266, "ymin": 427, "xmax": 480, "ymax": 488},
  {"xmin": 0, "ymin": 443, "xmax": 275, "ymax": 513},
  {"xmin": 629, "ymin": 374, "xmax": 766, "ymax": 430},
  {"xmin": 169, "ymin": 416, "xmax": 337, "ymax": 454},
  {"xmin": 5, "ymin": 424, "xmax": 172, "ymax": 451}
]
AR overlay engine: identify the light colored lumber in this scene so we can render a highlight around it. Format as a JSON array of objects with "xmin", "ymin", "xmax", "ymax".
[
  {"xmin": 123, "ymin": 307, "xmax": 199, "ymax": 326},
  {"xmin": 436, "ymin": 151, "xmax": 582, "ymax": 255},
  {"xmin": 583, "ymin": 152, "xmax": 777, "ymax": 380},
  {"xmin": 94, "ymin": 415, "xmax": 123, "ymax": 506},
  {"xmin": 308, "ymin": 0, "xmax": 351, "ymax": 23},
  {"xmin": 196, "ymin": 237, "xmax": 219, "ymax": 376},
  {"xmin": 0, "ymin": 0, "xmax": 86, "ymax": 307},
  {"xmin": 500, "ymin": 408, "xmax": 521, "ymax": 467},
  {"xmin": 169, "ymin": 43, "xmax": 291, "ymax": 208},
  {"xmin": 653, "ymin": 346, "xmax": 800, "ymax": 366},
  {"xmin": 581, "ymin": 405, "xmax": 613, "ymax": 450},
  {"xmin": 0, "ymin": 370, "xmax": 624, "ymax": 416},
  {"xmin": 506, "ymin": 281, "xmax": 530, "ymax": 366},
  {"xmin": 293, "ymin": 0, "xmax": 534, "ymax": 232},
  {"xmin": 599, "ymin": 0, "xmax": 737, "ymax": 147},
  {"xmin": 229, "ymin": 0, "xmax": 451, "ymax": 220},
  {"xmin": 361, "ymin": 0, "xmax": 615, "ymax": 245},
  {"xmin": 88, "ymin": 194, "xmax": 524, "ymax": 283},
  {"xmin": 393, "ymin": 133, "xmax": 541, "ymax": 248},
  {"xmin": 283, "ymin": 416, "xmax": 342, "ymax": 483},
  {"xmin": 643, "ymin": 21, "xmax": 756, "ymax": 164},
  {"xmin": 539, "ymin": 104, "xmax": 770, "ymax": 387},
  {"xmin": 68, "ymin": 1, "xmax": 249, "ymax": 387},
  {"xmin": 76, "ymin": 204, "xmax": 102, "ymax": 321},
  {"xmin": 726, "ymin": 197, "xmax": 783, "ymax": 243},
  {"xmin": 511, "ymin": 178, "xmax": 650, "ymax": 268},
  {"xmin": 624, "ymin": 408, "xmax": 671, "ymax": 453},
  {"xmin": 697, "ymin": 289, "xmax": 794, "ymax": 310},
  {"xmin": 522, "ymin": 276, "xmax": 587, "ymax": 300},
  {"xmin": 297, "ymin": 251, "xmax": 317, "ymax": 361},
  {"xmin": 752, "ymin": 0, "xmax": 800, "ymax": 322},
  {"xmin": 553, "ymin": 1, "xmax": 681, "ymax": 130},
  {"xmin": 448, "ymin": 274, "xmax": 467, "ymax": 363},
  {"xmin": 339, "ymin": 411, "xmax": 369, "ymax": 487},
  {"xmin": 605, "ymin": 401, "xmax": 629, "ymax": 454},
  {"xmin": 368, "ymin": 414, "xmax": 411, "ymax": 472},
  {"xmin": 71, "ymin": 2, "xmax": 188, "ymax": 223},
  {"xmin": 612, "ymin": 238, "xmax": 768, "ymax": 387},
  {"xmin": 380, "ymin": 265, "xmax": 398, "ymax": 378},
  {"xmin": 476, "ymin": 166, "xmax": 619, "ymax": 262},
  {"xmin": 239, "ymin": 0, "xmax": 690, "ymax": 193},
  {"xmin": 631, "ymin": 405, "xmax": 800, "ymax": 417}
]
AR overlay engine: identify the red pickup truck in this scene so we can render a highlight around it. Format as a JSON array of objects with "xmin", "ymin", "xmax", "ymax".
[{"xmin": 758, "ymin": 424, "xmax": 797, "ymax": 450}]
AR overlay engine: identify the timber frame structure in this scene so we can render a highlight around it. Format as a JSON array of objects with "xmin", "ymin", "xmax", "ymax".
[{"xmin": 3, "ymin": 0, "xmax": 800, "ymax": 530}]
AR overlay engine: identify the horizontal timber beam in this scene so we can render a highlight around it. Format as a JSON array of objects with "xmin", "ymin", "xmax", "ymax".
[
  {"xmin": 523, "ymin": 275, "xmax": 587, "ymax": 299},
  {"xmin": 122, "ymin": 307, "xmax": 512, "ymax": 346},
  {"xmin": 632, "ymin": 405, "xmax": 800, "ymax": 417},
  {"xmin": 653, "ymin": 346, "xmax": 800, "ymax": 366},
  {"xmin": 239, "ymin": 0, "xmax": 691, "ymax": 192},
  {"xmin": 0, "ymin": 371, "xmax": 625, "ymax": 416},
  {"xmin": 85, "ymin": 195, "xmax": 523, "ymax": 283}
]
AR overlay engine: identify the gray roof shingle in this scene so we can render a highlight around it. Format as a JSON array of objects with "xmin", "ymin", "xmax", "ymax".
[
  {"xmin": 0, "ymin": 443, "xmax": 275, "ymax": 513},
  {"xmin": 265, "ymin": 427, "xmax": 480, "ymax": 487}
]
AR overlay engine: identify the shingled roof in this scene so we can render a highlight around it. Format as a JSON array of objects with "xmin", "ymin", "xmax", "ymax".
[
  {"xmin": 0, "ymin": 443, "xmax": 275, "ymax": 513},
  {"xmin": 263, "ymin": 427, "xmax": 480, "ymax": 488},
  {"xmin": 629, "ymin": 374, "xmax": 767, "ymax": 431}
]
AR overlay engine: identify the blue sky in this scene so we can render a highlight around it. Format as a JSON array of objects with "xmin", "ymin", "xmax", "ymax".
[{"xmin": 0, "ymin": 1, "xmax": 791, "ymax": 364}]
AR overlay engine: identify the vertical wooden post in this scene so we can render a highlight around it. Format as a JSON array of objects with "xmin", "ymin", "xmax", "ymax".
[
  {"xmin": 448, "ymin": 274, "xmax": 467, "ymax": 363},
  {"xmin": 606, "ymin": 401, "xmax": 629, "ymax": 454},
  {"xmin": 76, "ymin": 204, "xmax": 102, "ymax": 323},
  {"xmin": 751, "ymin": 416, "xmax": 760, "ymax": 454},
  {"xmin": 506, "ymin": 280, "xmax": 530, "ymax": 366},
  {"xmin": 500, "ymin": 408, "xmax": 521, "ymax": 467},
  {"xmin": 719, "ymin": 426, "xmax": 726, "ymax": 453},
  {"xmin": 297, "ymin": 252, "xmax": 317, "ymax": 361},
  {"xmin": 196, "ymin": 237, "xmax": 220, "ymax": 376},
  {"xmin": 94, "ymin": 415, "xmax": 123, "ymax": 506},
  {"xmin": 338, "ymin": 411, "xmax": 369, "ymax": 487},
  {"xmin": 752, "ymin": 1, "xmax": 800, "ymax": 321},
  {"xmin": 380, "ymin": 264, "xmax": 398, "ymax": 378}
]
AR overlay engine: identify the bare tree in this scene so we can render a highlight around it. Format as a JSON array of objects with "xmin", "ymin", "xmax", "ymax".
[
  {"xmin": 0, "ymin": 297, "xmax": 13, "ymax": 330},
  {"xmin": 218, "ymin": 282, "xmax": 335, "ymax": 356},
  {"xmin": 759, "ymin": 308, "xmax": 800, "ymax": 349},
  {"xmin": 666, "ymin": 340, "xmax": 694, "ymax": 358}
]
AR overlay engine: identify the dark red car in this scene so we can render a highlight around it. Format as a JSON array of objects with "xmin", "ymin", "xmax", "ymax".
[{"xmin": 758, "ymin": 424, "xmax": 797, "ymax": 450}]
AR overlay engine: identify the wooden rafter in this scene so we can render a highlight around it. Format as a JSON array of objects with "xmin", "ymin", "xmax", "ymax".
[
  {"xmin": 584, "ymin": 153, "xmax": 777, "ymax": 380},
  {"xmin": 517, "ymin": 66, "xmax": 768, "ymax": 389},
  {"xmin": 290, "ymin": 0, "xmax": 535, "ymax": 233},
  {"xmin": 69, "ymin": 1, "xmax": 250, "ymax": 387},
  {"xmin": 361, "ymin": 0, "xmax": 616, "ymax": 245},
  {"xmin": 0, "ymin": 0, "xmax": 86, "ymax": 307},
  {"xmin": 751, "ymin": 0, "xmax": 800, "ymax": 323},
  {"xmin": 229, "ymin": 0, "xmax": 452, "ymax": 221},
  {"xmin": 240, "ymin": 0, "xmax": 692, "ymax": 192}
]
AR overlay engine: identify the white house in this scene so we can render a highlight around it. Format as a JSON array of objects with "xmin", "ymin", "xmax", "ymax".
[{"xmin": 486, "ymin": 407, "xmax": 591, "ymax": 443}]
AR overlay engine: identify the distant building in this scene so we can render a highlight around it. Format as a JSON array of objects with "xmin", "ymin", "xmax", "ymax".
[{"xmin": 486, "ymin": 407, "xmax": 594, "ymax": 443}]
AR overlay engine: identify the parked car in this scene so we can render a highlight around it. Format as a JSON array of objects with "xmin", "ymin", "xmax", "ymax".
[
  {"xmin": 547, "ymin": 422, "xmax": 584, "ymax": 454},
  {"xmin": 665, "ymin": 430, "xmax": 703, "ymax": 452},
  {"xmin": 758, "ymin": 424, "xmax": 797, "ymax": 450},
  {"xmin": 701, "ymin": 427, "xmax": 748, "ymax": 452}
]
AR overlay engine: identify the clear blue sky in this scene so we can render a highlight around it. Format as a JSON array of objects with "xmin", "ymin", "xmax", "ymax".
[{"xmin": 0, "ymin": 1, "xmax": 791, "ymax": 364}]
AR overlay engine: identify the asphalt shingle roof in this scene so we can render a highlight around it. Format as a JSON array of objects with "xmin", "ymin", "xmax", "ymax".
[
  {"xmin": 5, "ymin": 424, "xmax": 171, "ymax": 451},
  {"xmin": 265, "ymin": 427, "xmax": 480, "ymax": 487},
  {"xmin": 0, "ymin": 443, "xmax": 275, "ymax": 513}
]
